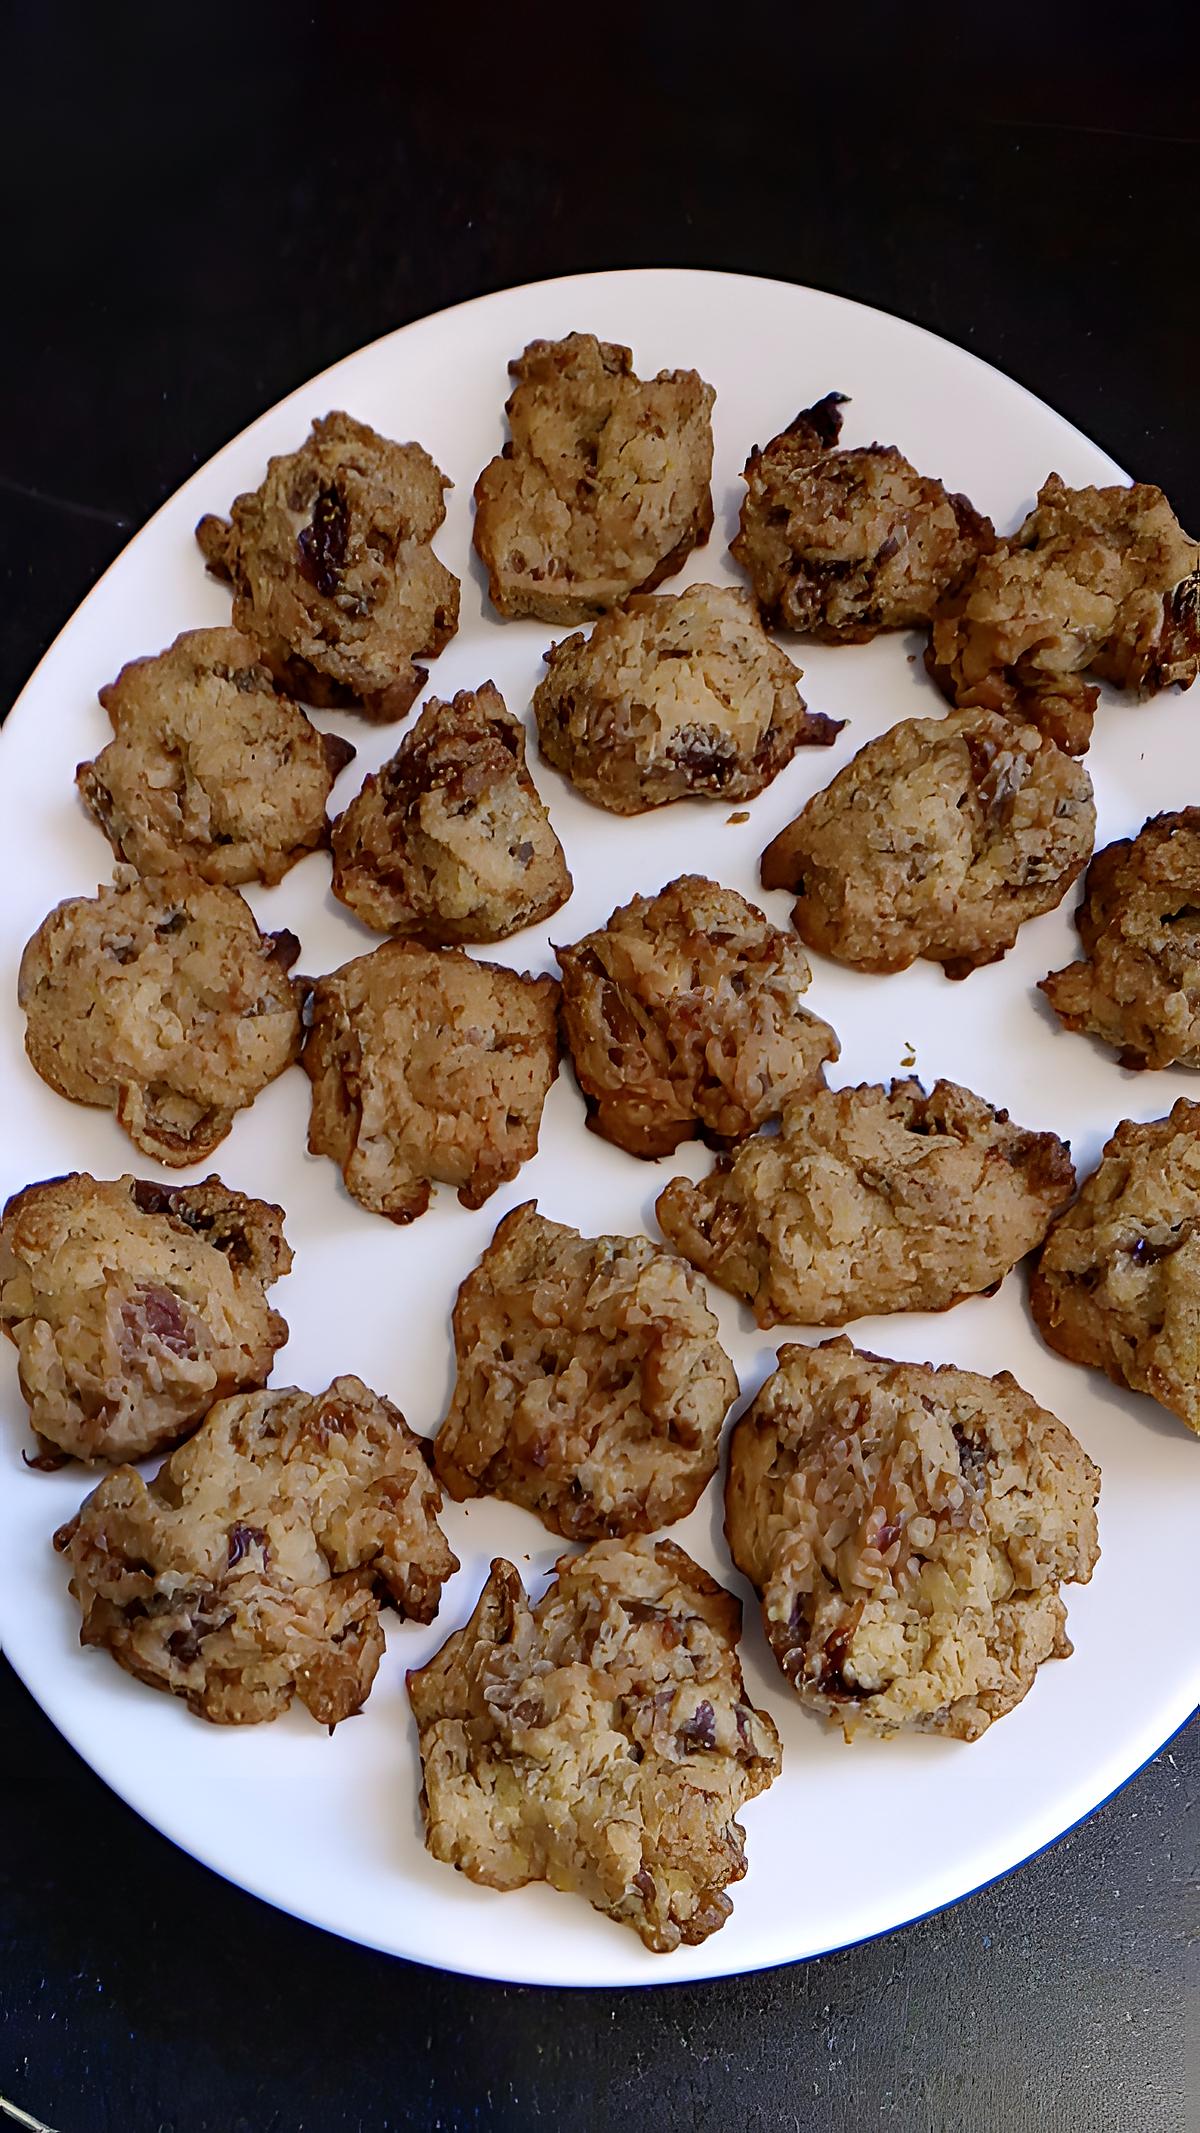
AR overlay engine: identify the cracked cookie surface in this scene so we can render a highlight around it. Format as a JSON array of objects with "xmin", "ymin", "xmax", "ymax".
[
  {"xmin": 927, "ymin": 474, "xmax": 1200, "ymax": 755},
  {"xmin": 557, "ymin": 875, "xmax": 837, "ymax": 1157},
  {"xmin": 472, "ymin": 333, "xmax": 715, "ymax": 623},
  {"xmin": 303, "ymin": 941, "xmax": 559, "ymax": 1222},
  {"xmin": 656, "ymin": 1078, "xmax": 1074, "ymax": 1326},
  {"xmin": 434, "ymin": 1200, "xmax": 738, "ymax": 1538},
  {"xmin": 0, "ymin": 1171, "xmax": 291, "ymax": 1463},
  {"xmin": 19, "ymin": 870, "xmax": 304, "ymax": 1164},
  {"xmin": 731, "ymin": 391, "xmax": 993, "ymax": 640},
  {"xmin": 1040, "ymin": 810, "xmax": 1200, "ymax": 1069},
  {"xmin": 56, "ymin": 1376, "xmax": 459, "ymax": 1725},
  {"xmin": 331, "ymin": 682, "xmax": 570, "ymax": 941},
  {"xmin": 197, "ymin": 412, "xmax": 459, "ymax": 720},
  {"xmin": 725, "ymin": 1339, "xmax": 1099, "ymax": 1739},
  {"xmin": 407, "ymin": 1537, "xmax": 781, "ymax": 1951},
  {"xmin": 1031, "ymin": 1098, "xmax": 1200, "ymax": 1433},
  {"xmin": 534, "ymin": 582, "xmax": 840, "ymax": 814},
  {"xmin": 760, "ymin": 708, "xmax": 1095, "ymax": 977},
  {"xmin": 77, "ymin": 626, "xmax": 355, "ymax": 885}
]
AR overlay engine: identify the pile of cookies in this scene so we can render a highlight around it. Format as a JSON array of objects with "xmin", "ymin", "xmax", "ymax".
[{"xmin": 4, "ymin": 330, "xmax": 1200, "ymax": 1954}]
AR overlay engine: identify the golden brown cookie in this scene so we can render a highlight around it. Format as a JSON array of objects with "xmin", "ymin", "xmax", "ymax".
[
  {"xmin": 1040, "ymin": 810, "xmax": 1200, "ymax": 1068},
  {"xmin": 556, "ymin": 876, "xmax": 838, "ymax": 1157},
  {"xmin": 77, "ymin": 627, "xmax": 356, "ymax": 886},
  {"xmin": 407, "ymin": 1537, "xmax": 781, "ymax": 1951},
  {"xmin": 472, "ymin": 333, "xmax": 715, "ymax": 623},
  {"xmin": 331, "ymin": 682, "xmax": 571, "ymax": 941},
  {"xmin": 656, "ymin": 1079, "xmax": 1074, "ymax": 1327},
  {"xmin": 197, "ymin": 412, "xmax": 459, "ymax": 721},
  {"xmin": 928, "ymin": 473, "xmax": 1200, "ymax": 755},
  {"xmin": 434, "ymin": 1201, "xmax": 738, "ymax": 1538},
  {"xmin": 303, "ymin": 940, "xmax": 559, "ymax": 1222},
  {"xmin": 0, "ymin": 1172, "xmax": 290, "ymax": 1465},
  {"xmin": 760, "ymin": 708, "xmax": 1095, "ymax": 978},
  {"xmin": 18, "ymin": 871, "xmax": 304, "ymax": 1165},
  {"xmin": 534, "ymin": 582, "xmax": 840, "ymax": 815},
  {"xmin": 725, "ymin": 1338, "xmax": 1099, "ymax": 1740},
  {"xmin": 55, "ymin": 1376, "xmax": 458, "ymax": 1725},
  {"xmin": 731, "ymin": 392, "xmax": 994, "ymax": 640},
  {"xmin": 1030, "ymin": 1099, "xmax": 1200, "ymax": 1433}
]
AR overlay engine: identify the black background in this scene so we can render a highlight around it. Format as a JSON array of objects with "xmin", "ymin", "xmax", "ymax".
[{"xmin": 1, "ymin": 9, "xmax": 1197, "ymax": 2129}]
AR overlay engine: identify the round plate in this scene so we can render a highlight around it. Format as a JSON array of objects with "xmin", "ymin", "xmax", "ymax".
[{"xmin": 1, "ymin": 269, "xmax": 1196, "ymax": 1987}]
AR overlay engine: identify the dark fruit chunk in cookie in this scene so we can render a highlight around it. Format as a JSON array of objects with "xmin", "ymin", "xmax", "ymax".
[{"xmin": 197, "ymin": 412, "xmax": 459, "ymax": 721}]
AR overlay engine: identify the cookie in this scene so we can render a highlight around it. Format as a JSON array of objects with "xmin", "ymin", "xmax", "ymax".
[
  {"xmin": 1040, "ymin": 810, "xmax": 1200, "ymax": 1069},
  {"xmin": 55, "ymin": 1376, "xmax": 458, "ymax": 1725},
  {"xmin": 77, "ymin": 627, "xmax": 356, "ymax": 886},
  {"xmin": 18, "ymin": 870, "xmax": 304, "ymax": 1165},
  {"xmin": 472, "ymin": 333, "xmax": 715, "ymax": 623},
  {"xmin": 434, "ymin": 1200, "xmax": 738, "ymax": 1538},
  {"xmin": 407, "ymin": 1537, "xmax": 781, "ymax": 1951},
  {"xmin": 556, "ymin": 875, "xmax": 838, "ymax": 1158},
  {"xmin": 331, "ymin": 682, "xmax": 571, "ymax": 942},
  {"xmin": 725, "ymin": 1338, "xmax": 1100, "ymax": 1740},
  {"xmin": 533, "ymin": 582, "xmax": 840, "ymax": 815},
  {"xmin": 0, "ymin": 1172, "xmax": 290, "ymax": 1464},
  {"xmin": 1030, "ymin": 1099, "xmax": 1200, "ymax": 1434},
  {"xmin": 760, "ymin": 708, "xmax": 1095, "ymax": 978},
  {"xmin": 197, "ymin": 412, "xmax": 459, "ymax": 721},
  {"xmin": 656, "ymin": 1079, "xmax": 1074, "ymax": 1327},
  {"xmin": 928, "ymin": 474, "xmax": 1200, "ymax": 755},
  {"xmin": 730, "ymin": 391, "xmax": 994, "ymax": 640},
  {"xmin": 303, "ymin": 941, "xmax": 559, "ymax": 1222}
]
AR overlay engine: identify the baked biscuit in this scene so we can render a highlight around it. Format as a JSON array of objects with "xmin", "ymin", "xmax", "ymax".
[
  {"xmin": 19, "ymin": 871, "xmax": 304, "ymax": 1165},
  {"xmin": 1030, "ymin": 1099, "xmax": 1200, "ymax": 1434},
  {"xmin": 197, "ymin": 412, "xmax": 459, "ymax": 721},
  {"xmin": 731, "ymin": 392, "xmax": 993, "ymax": 641},
  {"xmin": 534, "ymin": 583, "xmax": 840, "ymax": 815},
  {"xmin": 557, "ymin": 876, "xmax": 838, "ymax": 1157},
  {"xmin": 331, "ymin": 683, "xmax": 571, "ymax": 941},
  {"xmin": 1040, "ymin": 810, "xmax": 1200, "ymax": 1069},
  {"xmin": 77, "ymin": 627, "xmax": 356, "ymax": 886},
  {"xmin": 472, "ymin": 333, "xmax": 715, "ymax": 625},
  {"xmin": 725, "ymin": 1338, "xmax": 1099, "ymax": 1740},
  {"xmin": 303, "ymin": 941, "xmax": 559, "ymax": 1222},
  {"xmin": 55, "ymin": 1376, "xmax": 458, "ymax": 1725},
  {"xmin": 434, "ymin": 1201, "xmax": 738, "ymax": 1538},
  {"xmin": 656, "ymin": 1079, "xmax": 1074, "ymax": 1327},
  {"xmin": 407, "ymin": 1537, "xmax": 781, "ymax": 1951},
  {"xmin": 760, "ymin": 708, "xmax": 1095, "ymax": 977},
  {"xmin": 0, "ymin": 1172, "xmax": 290, "ymax": 1464},
  {"xmin": 928, "ymin": 474, "xmax": 1200, "ymax": 755}
]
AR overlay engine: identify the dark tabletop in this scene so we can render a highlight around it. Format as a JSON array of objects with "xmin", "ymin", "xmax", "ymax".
[{"xmin": 1, "ymin": 10, "xmax": 1197, "ymax": 2130}]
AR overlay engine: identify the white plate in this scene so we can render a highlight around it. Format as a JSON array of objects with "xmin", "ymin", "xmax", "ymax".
[{"xmin": 1, "ymin": 268, "xmax": 1196, "ymax": 1987}]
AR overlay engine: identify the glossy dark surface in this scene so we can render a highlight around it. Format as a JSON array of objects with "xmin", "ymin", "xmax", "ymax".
[{"xmin": 1, "ymin": 11, "xmax": 1196, "ymax": 2129}]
